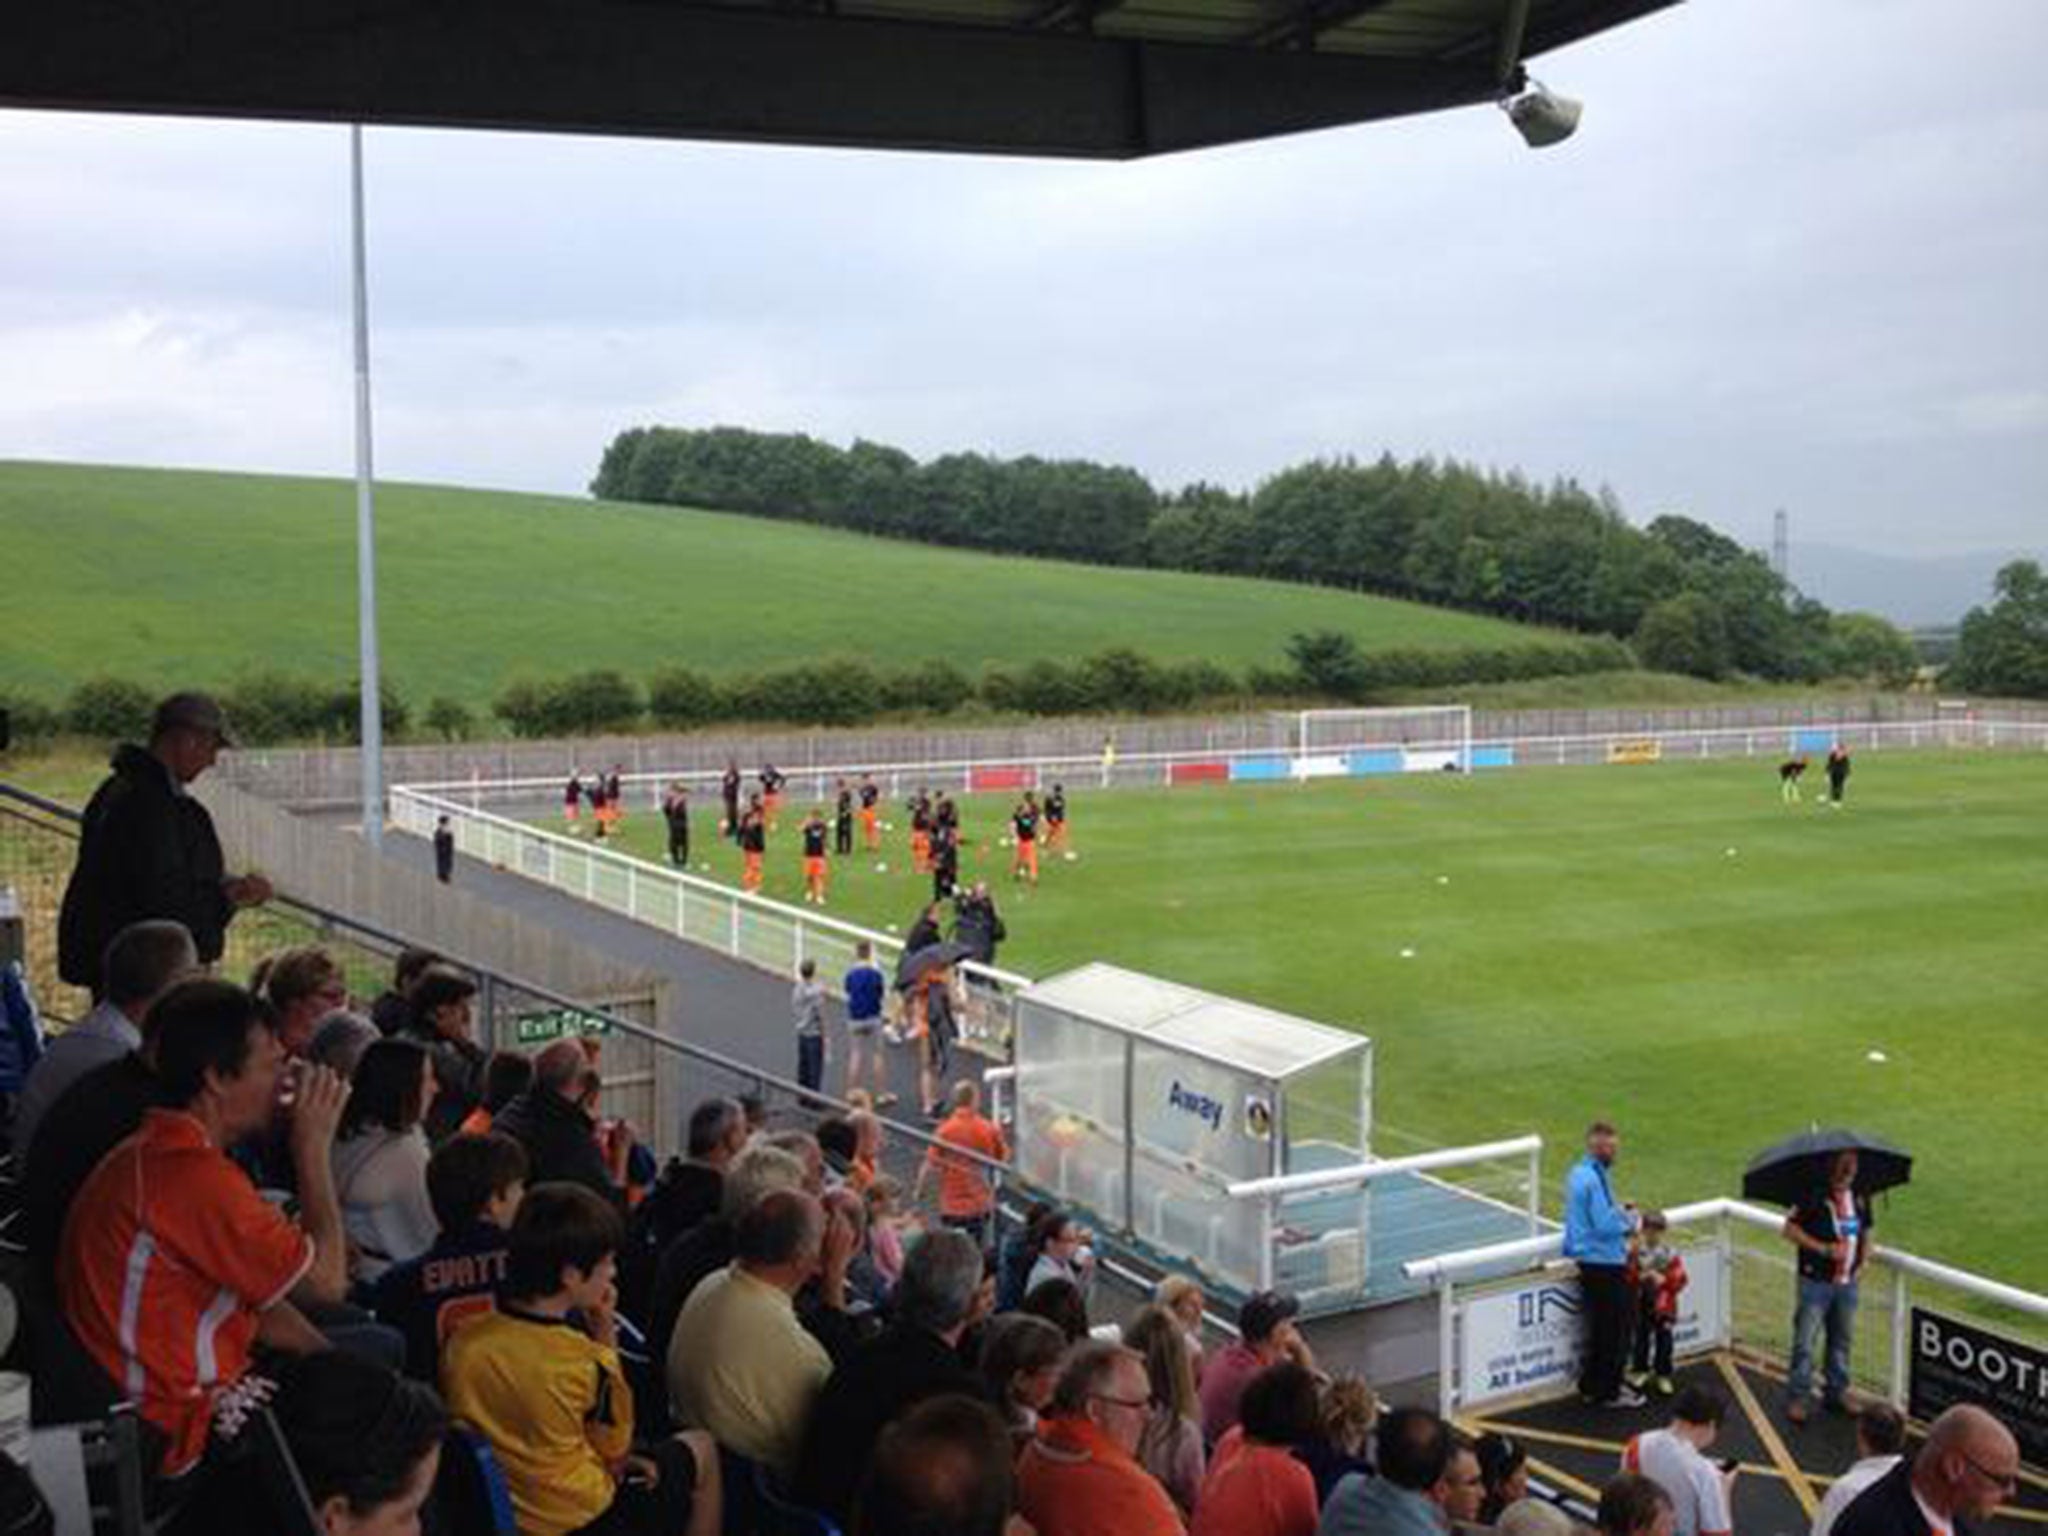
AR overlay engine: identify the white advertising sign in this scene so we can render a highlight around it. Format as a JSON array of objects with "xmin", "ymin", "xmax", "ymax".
[{"xmin": 1457, "ymin": 1244, "xmax": 1725, "ymax": 1409}]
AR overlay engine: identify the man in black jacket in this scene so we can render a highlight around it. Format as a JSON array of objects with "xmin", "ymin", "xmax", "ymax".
[
  {"xmin": 58, "ymin": 693, "xmax": 272, "ymax": 991},
  {"xmin": 1833, "ymin": 1405, "xmax": 2018, "ymax": 1536},
  {"xmin": 953, "ymin": 882, "xmax": 1007, "ymax": 966},
  {"xmin": 795, "ymin": 1226, "xmax": 990, "ymax": 1522},
  {"xmin": 490, "ymin": 1038, "xmax": 627, "ymax": 1205}
]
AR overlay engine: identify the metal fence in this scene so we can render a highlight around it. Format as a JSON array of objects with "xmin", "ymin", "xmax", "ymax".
[
  {"xmin": 0, "ymin": 780, "xmax": 1016, "ymax": 1228},
  {"xmin": 216, "ymin": 696, "xmax": 2048, "ymax": 808},
  {"xmin": 389, "ymin": 784, "xmax": 1030, "ymax": 1058},
  {"xmin": 386, "ymin": 713, "xmax": 2048, "ymax": 820}
]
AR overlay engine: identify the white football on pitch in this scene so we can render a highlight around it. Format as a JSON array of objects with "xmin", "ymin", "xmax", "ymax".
[
  {"xmin": 1063, "ymin": 851, "xmax": 1077, "ymax": 862},
  {"xmin": 876, "ymin": 862, "xmax": 889, "ymax": 873},
  {"xmin": 1399, "ymin": 947, "xmax": 1416, "ymax": 959}
]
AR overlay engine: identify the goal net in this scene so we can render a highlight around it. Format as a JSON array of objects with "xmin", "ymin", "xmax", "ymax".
[{"xmin": 1267, "ymin": 705, "xmax": 1474, "ymax": 774}]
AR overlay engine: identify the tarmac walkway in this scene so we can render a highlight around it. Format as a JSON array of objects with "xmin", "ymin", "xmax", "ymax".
[
  {"xmin": 381, "ymin": 830, "xmax": 943, "ymax": 1115},
  {"xmin": 1465, "ymin": 1354, "xmax": 2044, "ymax": 1534}
]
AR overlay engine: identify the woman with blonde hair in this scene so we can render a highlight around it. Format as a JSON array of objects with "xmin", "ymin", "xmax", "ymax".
[
  {"xmin": 1154, "ymin": 1273, "xmax": 1207, "ymax": 1380},
  {"xmin": 1124, "ymin": 1303, "xmax": 1206, "ymax": 1519},
  {"xmin": 1299, "ymin": 1372, "xmax": 1380, "ymax": 1505}
]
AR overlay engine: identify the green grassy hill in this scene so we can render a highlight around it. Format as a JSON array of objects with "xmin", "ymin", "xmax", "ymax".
[{"xmin": 3, "ymin": 460, "xmax": 1557, "ymax": 711}]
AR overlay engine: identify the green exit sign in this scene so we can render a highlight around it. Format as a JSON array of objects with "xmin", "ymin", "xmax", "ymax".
[{"xmin": 513, "ymin": 1007, "xmax": 613, "ymax": 1045}]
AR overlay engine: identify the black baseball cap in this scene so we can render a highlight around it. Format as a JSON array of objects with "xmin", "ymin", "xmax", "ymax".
[{"xmin": 1238, "ymin": 1289, "xmax": 1301, "ymax": 1343}]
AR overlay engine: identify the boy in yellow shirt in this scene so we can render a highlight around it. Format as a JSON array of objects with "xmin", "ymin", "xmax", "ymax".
[{"xmin": 443, "ymin": 1183, "xmax": 721, "ymax": 1536}]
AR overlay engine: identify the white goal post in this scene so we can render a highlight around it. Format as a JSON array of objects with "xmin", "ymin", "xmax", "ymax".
[{"xmin": 1268, "ymin": 705, "xmax": 1475, "ymax": 773}]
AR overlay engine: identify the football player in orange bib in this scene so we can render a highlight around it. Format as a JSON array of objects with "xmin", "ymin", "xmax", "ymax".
[
  {"xmin": 739, "ymin": 798, "xmax": 767, "ymax": 891},
  {"xmin": 909, "ymin": 788, "xmax": 934, "ymax": 873},
  {"xmin": 1011, "ymin": 792, "xmax": 1041, "ymax": 884},
  {"xmin": 800, "ymin": 808, "xmax": 830, "ymax": 905},
  {"xmin": 858, "ymin": 774, "xmax": 882, "ymax": 851},
  {"xmin": 1043, "ymin": 781, "xmax": 1069, "ymax": 852}
]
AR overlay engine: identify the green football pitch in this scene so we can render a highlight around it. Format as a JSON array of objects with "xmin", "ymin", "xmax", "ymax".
[{"xmin": 563, "ymin": 750, "xmax": 2048, "ymax": 1289}]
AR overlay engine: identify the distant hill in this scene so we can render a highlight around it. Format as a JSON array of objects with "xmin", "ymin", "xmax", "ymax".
[
  {"xmin": 1790, "ymin": 542, "xmax": 2041, "ymax": 627},
  {"xmin": 0, "ymin": 461, "xmax": 1561, "ymax": 711}
]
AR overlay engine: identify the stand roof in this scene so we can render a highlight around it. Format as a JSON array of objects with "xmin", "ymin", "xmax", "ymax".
[
  {"xmin": 2, "ymin": 0, "xmax": 1676, "ymax": 158},
  {"xmin": 1022, "ymin": 961, "xmax": 1367, "ymax": 1080}
]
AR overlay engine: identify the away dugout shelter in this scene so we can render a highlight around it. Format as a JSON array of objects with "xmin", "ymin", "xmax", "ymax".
[{"xmin": 1013, "ymin": 963, "xmax": 1375, "ymax": 1308}]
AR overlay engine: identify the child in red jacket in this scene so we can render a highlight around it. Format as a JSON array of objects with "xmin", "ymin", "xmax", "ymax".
[{"xmin": 1628, "ymin": 1210, "xmax": 1688, "ymax": 1396}]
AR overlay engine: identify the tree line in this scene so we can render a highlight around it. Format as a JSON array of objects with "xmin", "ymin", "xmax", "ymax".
[
  {"xmin": 0, "ymin": 635, "xmax": 1630, "ymax": 748},
  {"xmin": 1950, "ymin": 560, "xmax": 2048, "ymax": 696},
  {"xmin": 591, "ymin": 425, "xmax": 1916, "ymax": 684}
]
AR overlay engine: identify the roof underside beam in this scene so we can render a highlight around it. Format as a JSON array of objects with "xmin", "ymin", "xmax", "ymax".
[
  {"xmin": 1247, "ymin": 0, "xmax": 1397, "ymax": 53},
  {"xmin": 0, "ymin": 0, "xmax": 1654, "ymax": 158}
]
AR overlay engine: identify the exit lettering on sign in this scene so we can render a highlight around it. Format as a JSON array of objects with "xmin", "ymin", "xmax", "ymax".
[{"xmin": 514, "ymin": 1008, "xmax": 613, "ymax": 1045}]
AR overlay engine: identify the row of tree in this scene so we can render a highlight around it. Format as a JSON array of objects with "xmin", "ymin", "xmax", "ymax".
[
  {"xmin": 0, "ymin": 635, "xmax": 1631, "ymax": 748},
  {"xmin": 590, "ymin": 426, "xmax": 1918, "ymax": 683},
  {"xmin": 490, "ymin": 636, "xmax": 1631, "ymax": 737},
  {"xmin": 1950, "ymin": 560, "xmax": 2048, "ymax": 696}
]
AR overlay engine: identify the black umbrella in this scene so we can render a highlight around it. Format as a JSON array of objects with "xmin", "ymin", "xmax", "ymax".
[
  {"xmin": 1742, "ymin": 1128, "xmax": 1913, "ymax": 1208},
  {"xmin": 895, "ymin": 939, "xmax": 975, "ymax": 991}
]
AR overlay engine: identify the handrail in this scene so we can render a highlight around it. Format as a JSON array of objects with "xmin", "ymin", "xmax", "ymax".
[
  {"xmin": 0, "ymin": 780, "xmax": 1013, "ymax": 1179},
  {"xmin": 1402, "ymin": 1196, "xmax": 2048, "ymax": 1320},
  {"xmin": 1226, "ymin": 1135, "xmax": 1543, "ymax": 1200},
  {"xmin": 391, "ymin": 784, "xmax": 1035, "ymax": 996}
]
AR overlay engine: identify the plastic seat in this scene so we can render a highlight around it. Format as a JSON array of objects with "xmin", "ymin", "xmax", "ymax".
[
  {"xmin": 720, "ymin": 1449, "xmax": 842, "ymax": 1536},
  {"xmin": 431, "ymin": 1427, "xmax": 516, "ymax": 1536}
]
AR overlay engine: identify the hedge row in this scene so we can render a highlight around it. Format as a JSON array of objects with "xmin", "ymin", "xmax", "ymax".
[
  {"xmin": 0, "ymin": 637, "xmax": 1632, "ymax": 747},
  {"xmin": 491, "ymin": 637, "xmax": 1632, "ymax": 736}
]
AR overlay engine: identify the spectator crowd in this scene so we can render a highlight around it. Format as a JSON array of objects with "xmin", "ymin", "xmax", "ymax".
[{"xmin": 2, "ymin": 694, "xmax": 2026, "ymax": 1536}]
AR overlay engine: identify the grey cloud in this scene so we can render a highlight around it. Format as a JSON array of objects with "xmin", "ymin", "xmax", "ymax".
[{"xmin": 1, "ymin": 0, "xmax": 2044, "ymax": 556}]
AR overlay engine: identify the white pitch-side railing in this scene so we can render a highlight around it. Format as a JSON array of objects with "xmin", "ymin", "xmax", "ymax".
[
  {"xmin": 1226, "ymin": 1135, "xmax": 1550, "ymax": 1299},
  {"xmin": 396, "ymin": 716, "xmax": 2048, "ymax": 808},
  {"xmin": 389, "ymin": 785, "xmax": 1032, "ymax": 1056},
  {"xmin": 1403, "ymin": 1197, "xmax": 2048, "ymax": 1420}
]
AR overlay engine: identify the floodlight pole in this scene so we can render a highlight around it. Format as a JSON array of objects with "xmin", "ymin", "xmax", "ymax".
[{"xmin": 350, "ymin": 123, "xmax": 385, "ymax": 848}]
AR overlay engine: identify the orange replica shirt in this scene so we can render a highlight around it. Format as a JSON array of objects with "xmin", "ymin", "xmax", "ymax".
[
  {"xmin": 926, "ymin": 1109, "xmax": 1009, "ymax": 1217},
  {"xmin": 59, "ymin": 1110, "xmax": 315, "ymax": 1474},
  {"xmin": 1018, "ymin": 1415, "xmax": 1188, "ymax": 1536}
]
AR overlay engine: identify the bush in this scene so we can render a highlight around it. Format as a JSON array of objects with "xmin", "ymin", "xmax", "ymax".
[
  {"xmin": 647, "ymin": 667, "xmax": 725, "ymax": 730},
  {"xmin": 1244, "ymin": 665, "xmax": 1302, "ymax": 698},
  {"xmin": 1011, "ymin": 659, "xmax": 1085, "ymax": 716},
  {"xmin": 225, "ymin": 674, "xmax": 333, "ymax": 745},
  {"xmin": 878, "ymin": 660, "xmax": 975, "ymax": 716},
  {"xmin": 1634, "ymin": 594, "xmax": 1732, "ymax": 680},
  {"xmin": 1074, "ymin": 649, "xmax": 1164, "ymax": 712},
  {"xmin": 423, "ymin": 697, "xmax": 475, "ymax": 741},
  {"xmin": 493, "ymin": 672, "xmax": 641, "ymax": 737},
  {"xmin": 1156, "ymin": 659, "xmax": 1241, "ymax": 708},
  {"xmin": 726, "ymin": 660, "xmax": 881, "ymax": 726},
  {"xmin": 978, "ymin": 667, "xmax": 1022, "ymax": 714},
  {"xmin": 1286, "ymin": 632, "xmax": 1371, "ymax": 700},
  {"xmin": 66, "ymin": 677, "xmax": 156, "ymax": 742},
  {"xmin": 321, "ymin": 678, "xmax": 410, "ymax": 744},
  {"xmin": 0, "ymin": 692, "xmax": 61, "ymax": 746},
  {"xmin": 493, "ymin": 678, "xmax": 550, "ymax": 738}
]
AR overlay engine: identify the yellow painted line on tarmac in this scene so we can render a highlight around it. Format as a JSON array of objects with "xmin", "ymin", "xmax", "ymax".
[
  {"xmin": 1459, "ymin": 1418, "xmax": 1628, "ymax": 1459},
  {"xmin": 1717, "ymin": 1352, "xmax": 1819, "ymax": 1519}
]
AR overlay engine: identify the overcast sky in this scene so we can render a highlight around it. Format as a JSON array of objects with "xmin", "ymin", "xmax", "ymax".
[{"xmin": 3, "ymin": 0, "xmax": 2044, "ymax": 559}]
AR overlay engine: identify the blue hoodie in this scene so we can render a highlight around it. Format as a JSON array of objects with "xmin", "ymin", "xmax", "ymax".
[{"xmin": 1562, "ymin": 1152, "xmax": 1637, "ymax": 1265}]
